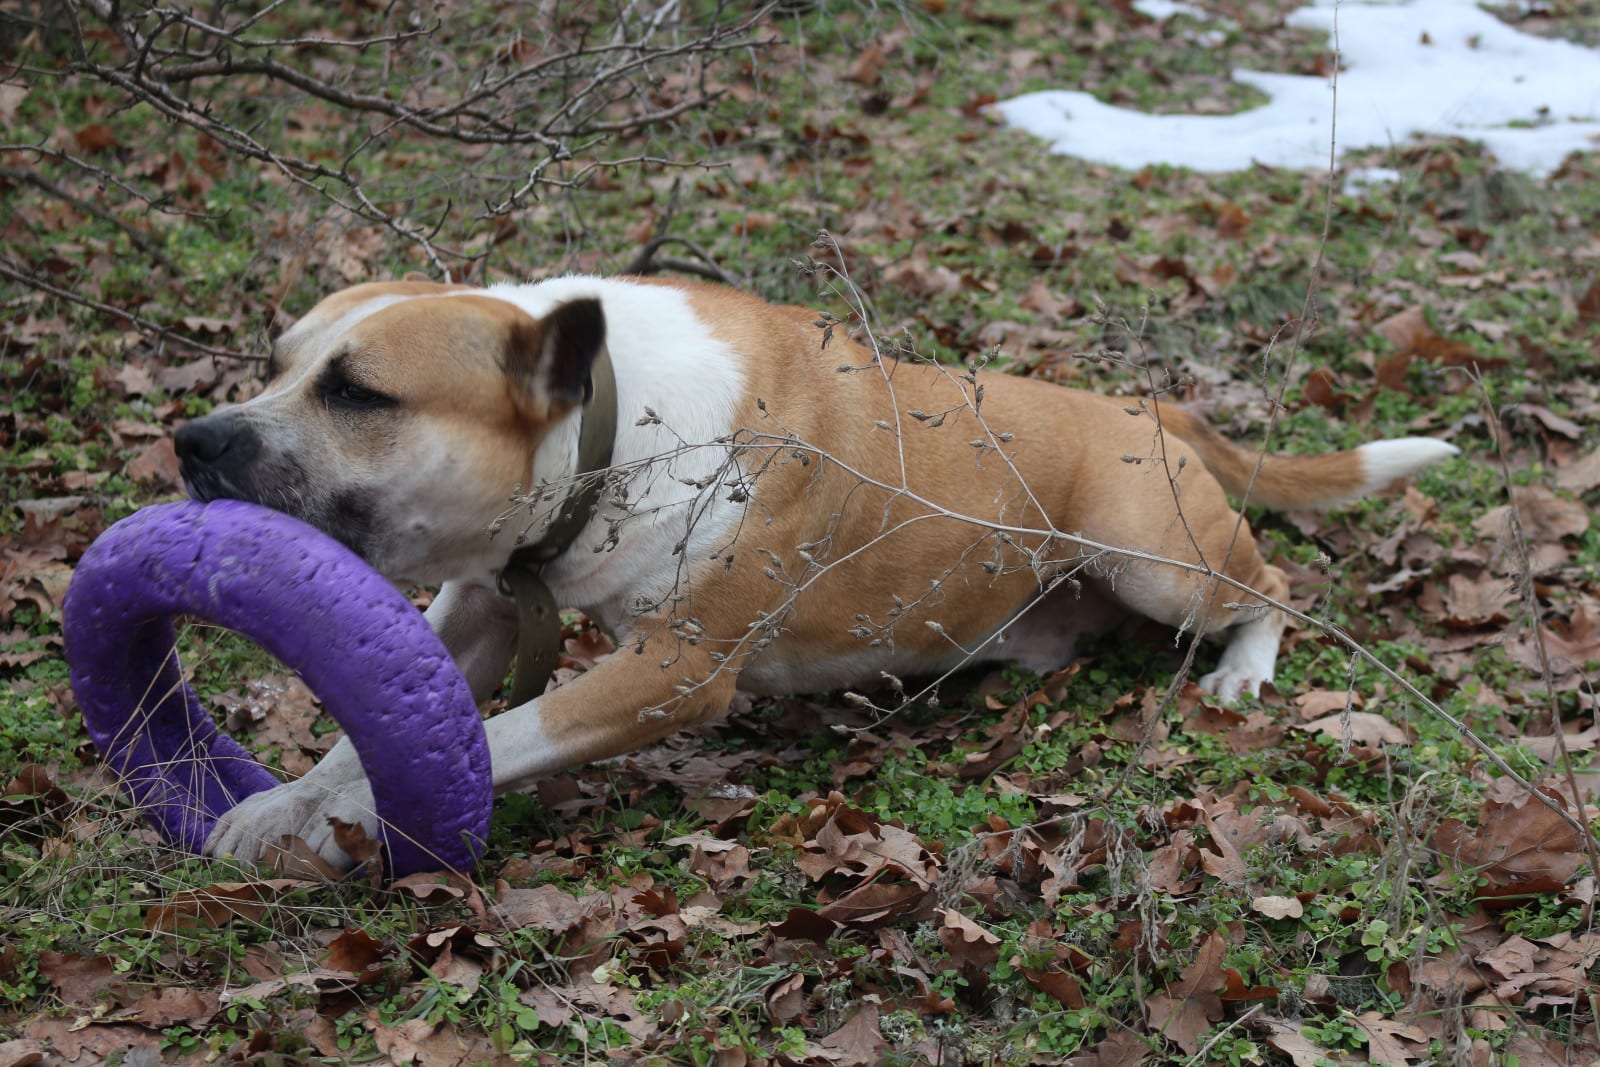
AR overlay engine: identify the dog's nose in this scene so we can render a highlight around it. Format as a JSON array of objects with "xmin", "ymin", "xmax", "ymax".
[{"xmin": 174, "ymin": 418, "xmax": 235, "ymax": 467}]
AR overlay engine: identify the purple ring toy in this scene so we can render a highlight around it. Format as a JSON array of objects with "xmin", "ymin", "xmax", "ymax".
[{"xmin": 62, "ymin": 499, "xmax": 491, "ymax": 876}]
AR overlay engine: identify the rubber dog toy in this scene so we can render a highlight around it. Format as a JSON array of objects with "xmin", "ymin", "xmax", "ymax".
[{"xmin": 63, "ymin": 499, "xmax": 491, "ymax": 876}]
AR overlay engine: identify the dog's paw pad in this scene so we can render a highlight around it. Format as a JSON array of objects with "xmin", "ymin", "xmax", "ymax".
[
  {"xmin": 1197, "ymin": 669, "xmax": 1265, "ymax": 703},
  {"xmin": 205, "ymin": 781, "xmax": 378, "ymax": 872}
]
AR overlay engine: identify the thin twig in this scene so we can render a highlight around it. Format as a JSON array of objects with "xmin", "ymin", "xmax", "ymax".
[
  {"xmin": 0, "ymin": 256, "xmax": 259, "ymax": 362},
  {"xmin": 1474, "ymin": 369, "xmax": 1600, "ymax": 868}
]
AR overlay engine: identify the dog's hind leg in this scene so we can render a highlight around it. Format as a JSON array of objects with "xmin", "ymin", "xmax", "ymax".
[
  {"xmin": 992, "ymin": 578, "xmax": 1127, "ymax": 673},
  {"xmin": 1194, "ymin": 563, "xmax": 1290, "ymax": 700}
]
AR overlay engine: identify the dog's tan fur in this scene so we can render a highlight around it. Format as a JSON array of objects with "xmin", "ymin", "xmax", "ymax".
[{"xmin": 180, "ymin": 276, "xmax": 1456, "ymax": 867}]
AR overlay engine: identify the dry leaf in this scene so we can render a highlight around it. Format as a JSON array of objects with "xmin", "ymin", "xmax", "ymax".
[
  {"xmin": 1294, "ymin": 689, "xmax": 1364, "ymax": 720},
  {"xmin": 817, "ymin": 1001, "xmax": 886, "ymax": 1067},
  {"xmin": 1552, "ymin": 448, "xmax": 1600, "ymax": 494},
  {"xmin": 324, "ymin": 928, "xmax": 388, "ymax": 981},
  {"xmin": 1473, "ymin": 486, "xmax": 1591, "ymax": 543},
  {"xmin": 1144, "ymin": 929, "xmax": 1225, "ymax": 1056},
  {"xmin": 125, "ymin": 438, "xmax": 182, "ymax": 489},
  {"xmin": 1251, "ymin": 895, "xmax": 1304, "ymax": 919},
  {"xmin": 1439, "ymin": 570, "xmax": 1514, "ymax": 628},
  {"xmin": 122, "ymin": 986, "xmax": 218, "ymax": 1028},
  {"xmin": 1352, "ymin": 1010, "xmax": 1428, "ymax": 1065},
  {"xmin": 0, "ymin": 1039, "xmax": 46, "ymax": 1067},
  {"xmin": 765, "ymin": 973, "xmax": 808, "ymax": 1025},
  {"xmin": 37, "ymin": 953, "xmax": 119, "ymax": 1007},
  {"xmin": 144, "ymin": 879, "xmax": 314, "ymax": 932},
  {"xmin": 1434, "ymin": 787, "xmax": 1585, "ymax": 899},
  {"xmin": 1296, "ymin": 712, "xmax": 1412, "ymax": 747},
  {"xmin": 1374, "ymin": 305, "xmax": 1487, "ymax": 366}
]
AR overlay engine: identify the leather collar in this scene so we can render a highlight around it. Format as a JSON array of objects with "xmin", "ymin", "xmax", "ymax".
[{"xmin": 498, "ymin": 347, "xmax": 617, "ymax": 705}]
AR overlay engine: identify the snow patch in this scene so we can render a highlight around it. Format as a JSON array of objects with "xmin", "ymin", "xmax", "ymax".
[
  {"xmin": 1133, "ymin": 0, "xmax": 1210, "ymax": 20},
  {"xmin": 991, "ymin": 0, "xmax": 1600, "ymax": 175}
]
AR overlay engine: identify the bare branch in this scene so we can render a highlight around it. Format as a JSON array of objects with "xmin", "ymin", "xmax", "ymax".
[{"xmin": 0, "ymin": 256, "xmax": 259, "ymax": 362}]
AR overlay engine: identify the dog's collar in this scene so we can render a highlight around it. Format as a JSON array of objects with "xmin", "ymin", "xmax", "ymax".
[{"xmin": 499, "ymin": 346, "xmax": 617, "ymax": 706}]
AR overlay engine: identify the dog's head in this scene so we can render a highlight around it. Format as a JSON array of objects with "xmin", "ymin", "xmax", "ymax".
[{"xmin": 176, "ymin": 282, "xmax": 606, "ymax": 584}]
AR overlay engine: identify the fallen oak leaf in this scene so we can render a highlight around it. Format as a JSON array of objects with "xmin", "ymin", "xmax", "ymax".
[
  {"xmin": 114, "ymin": 363, "xmax": 158, "ymax": 397},
  {"xmin": 817, "ymin": 1001, "xmax": 886, "ymax": 1067},
  {"xmin": 1294, "ymin": 712, "xmax": 1412, "ymax": 748},
  {"xmin": 516, "ymin": 984, "xmax": 575, "ymax": 1031},
  {"xmin": 75, "ymin": 122, "xmax": 118, "ymax": 151},
  {"xmin": 1251, "ymin": 894, "xmax": 1304, "ymax": 920},
  {"xmin": 406, "ymin": 924, "xmax": 500, "ymax": 966},
  {"xmin": 1195, "ymin": 804, "xmax": 1260, "ymax": 885},
  {"xmin": 1145, "ymin": 929, "xmax": 1226, "ymax": 1056},
  {"xmin": 770, "ymin": 907, "xmax": 837, "ymax": 944},
  {"xmin": 1352, "ymin": 1010, "xmax": 1429, "ymax": 1065},
  {"xmin": 3, "ymin": 764, "xmax": 70, "ymax": 817},
  {"xmin": 1477, "ymin": 934, "xmax": 1538, "ymax": 981},
  {"xmin": 1145, "ymin": 829, "xmax": 1201, "ymax": 894},
  {"xmin": 1508, "ymin": 403, "xmax": 1584, "ymax": 440},
  {"xmin": 179, "ymin": 314, "xmax": 239, "ymax": 335},
  {"xmin": 392, "ymin": 870, "xmax": 486, "ymax": 924},
  {"xmin": 1293, "ymin": 689, "xmax": 1364, "ymax": 720},
  {"xmin": 114, "ymin": 986, "xmax": 219, "ymax": 1028},
  {"xmin": 143, "ymin": 879, "xmax": 315, "ymax": 932},
  {"xmin": 124, "ymin": 438, "xmax": 181, "ymax": 489},
  {"xmin": 0, "ymin": 1038, "xmax": 46, "ymax": 1067},
  {"xmin": 1473, "ymin": 485, "xmax": 1590, "ymax": 543},
  {"xmin": 17, "ymin": 1018, "xmax": 159, "ymax": 1065},
  {"xmin": 1221, "ymin": 966, "xmax": 1279, "ymax": 1002},
  {"xmin": 369, "ymin": 1017, "xmax": 477, "ymax": 1067},
  {"xmin": 937, "ymin": 908, "xmax": 1002, "ymax": 977},
  {"xmin": 1541, "ymin": 604, "xmax": 1600, "ymax": 674},
  {"xmin": 1514, "ymin": 725, "xmax": 1600, "ymax": 762},
  {"xmin": 1258, "ymin": 1016, "xmax": 1350, "ymax": 1066},
  {"xmin": 520, "ymin": 975, "xmax": 654, "ymax": 1040},
  {"xmin": 37, "ymin": 952, "xmax": 120, "ymax": 1007},
  {"xmin": 1013, "ymin": 957, "xmax": 1085, "ymax": 1010},
  {"xmin": 218, "ymin": 968, "xmax": 369, "ymax": 1005},
  {"xmin": 937, "ymin": 908, "xmax": 1000, "ymax": 952},
  {"xmin": 329, "ymin": 817, "xmax": 385, "ymax": 884},
  {"xmin": 1064, "ymin": 1029, "xmax": 1154, "ymax": 1066},
  {"xmin": 1437, "ymin": 570, "xmax": 1515, "ymax": 628},
  {"xmin": 1434, "ymin": 787, "xmax": 1585, "ymax": 901},
  {"xmin": 263, "ymin": 835, "xmax": 347, "ymax": 881},
  {"xmin": 490, "ymin": 882, "xmax": 598, "ymax": 935},
  {"xmin": 765, "ymin": 972, "xmax": 808, "ymax": 1026},
  {"xmin": 689, "ymin": 841, "xmax": 752, "ymax": 891},
  {"xmin": 323, "ymin": 928, "xmax": 389, "ymax": 982},
  {"xmin": 1553, "ymin": 447, "xmax": 1600, "ymax": 494},
  {"xmin": 155, "ymin": 357, "xmax": 225, "ymax": 395},
  {"xmin": 816, "ymin": 880, "xmax": 934, "ymax": 930},
  {"xmin": 1374, "ymin": 305, "xmax": 1494, "ymax": 367}
]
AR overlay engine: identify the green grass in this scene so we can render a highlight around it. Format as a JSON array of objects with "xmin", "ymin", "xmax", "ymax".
[{"xmin": 4, "ymin": 0, "xmax": 1600, "ymax": 1062}]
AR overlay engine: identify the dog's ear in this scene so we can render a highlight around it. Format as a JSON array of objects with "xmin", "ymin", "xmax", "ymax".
[{"xmin": 505, "ymin": 298, "xmax": 607, "ymax": 415}]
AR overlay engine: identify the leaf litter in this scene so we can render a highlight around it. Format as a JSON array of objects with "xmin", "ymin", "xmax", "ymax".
[{"xmin": 4, "ymin": 0, "xmax": 1600, "ymax": 1063}]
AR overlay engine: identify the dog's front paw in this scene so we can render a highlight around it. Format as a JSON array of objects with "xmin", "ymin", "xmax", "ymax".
[
  {"xmin": 1197, "ymin": 667, "xmax": 1266, "ymax": 702},
  {"xmin": 205, "ymin": 778, "xmax": 379, "ymax": 871}
]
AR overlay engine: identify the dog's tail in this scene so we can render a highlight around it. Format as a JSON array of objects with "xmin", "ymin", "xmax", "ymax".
[{"xmin": 1156, "ymin": 407, "xmax": 1459, "ymax": 511}]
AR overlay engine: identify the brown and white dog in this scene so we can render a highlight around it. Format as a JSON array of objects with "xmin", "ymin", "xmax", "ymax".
[{"xmin": 180, "ymin": 275, "xmax": 1456, "ymax": 868}]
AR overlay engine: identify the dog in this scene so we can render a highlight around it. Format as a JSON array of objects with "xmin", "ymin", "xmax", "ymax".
[{"xmin": 178, "ymin": 275, "xmax": 1457, "ymax": 868}]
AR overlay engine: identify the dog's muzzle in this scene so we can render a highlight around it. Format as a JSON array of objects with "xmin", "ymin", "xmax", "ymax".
[{"xmin": 174, "ymin": 415, "xmax": 259, "ymax": 503}]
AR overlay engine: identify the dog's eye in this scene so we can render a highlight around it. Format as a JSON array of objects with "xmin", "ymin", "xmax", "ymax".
[{"xmin": 324, "ymin": 380, "xmax": 392, "ymax": 411}]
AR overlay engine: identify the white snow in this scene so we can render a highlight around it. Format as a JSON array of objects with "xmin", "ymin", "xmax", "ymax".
[
  {"xmin": 1343, "ymin": 165, "xmax": 1402, "ymax": 192},
  {"xmin": 990, "ymin": 0, "xmax": 1600, "ymax": 175},
  {"xmin": 1133, "ymin": 0, "xmax": 1211, "ymax": 21}
]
